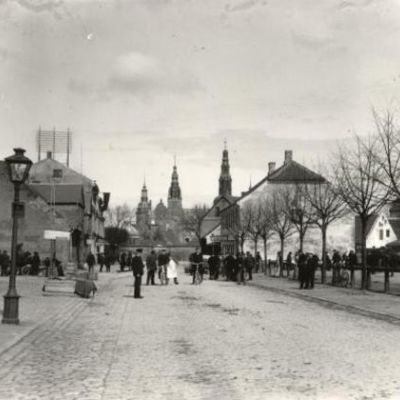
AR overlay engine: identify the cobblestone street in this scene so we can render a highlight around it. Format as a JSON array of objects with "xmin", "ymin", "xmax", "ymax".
[{"xmin": 1, "ymin": 268, "xmax": 400, "ymax": 400}]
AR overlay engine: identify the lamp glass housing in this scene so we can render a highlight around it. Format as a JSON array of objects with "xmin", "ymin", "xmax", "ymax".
[{"xmin": 5, "ymin": 148, "xmax": 32, "ymax": 184}]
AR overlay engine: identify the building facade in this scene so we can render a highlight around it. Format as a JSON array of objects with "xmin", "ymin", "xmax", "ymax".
[
  {"xmin": 27, "ymin": 153, "xmax": 110, "ymax": 265},
  {"xmin": 218, "ymin": 150, "xmax": 327, "ymax": 255}
]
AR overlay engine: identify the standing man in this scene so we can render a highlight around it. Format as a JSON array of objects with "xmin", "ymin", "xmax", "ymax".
[
  {"xmin": 236, "ymin": 252, "xmax": 245, "ymax": 284},
  {"xmin": 157, "ymin": 248, "xmax": 169, "ymax": 282},
  {"xmin": 127, "ymin": 251, "xmax": 133, "ymax": 271},
  {"xmin": 245, "ymin": 251, "xmax": 254, "ymax": 281},
  {"xmin": 298, "ymin": 251, "xmax": 307, "ymax": 289},
  {"xmin": 98, "ymin": 253, "xmax": 105, "ymax": 272},
  {"xmin": 132, "ymin": 249, "xmax": 144, "ymax": 298},
  {"xmin": 309, "ymin": 253, "xmax": 319, "ymax": 289},
  {"xmin": 189, "ymin": 247, "xmax": 204, "ymax": 284},
  {"xmin": 225, "ymin": 253, "xmax": 236, "ymax": 281},
  {"xmin": 86, "ymin": 251, "xmax": 96, "ymax": 278},
  {"xmin": 146, "ymin": 250, "xmax": 157, "ymax": 285},
  {"xmin": 120, "ymin": 252, "xmax": 126, "ymax": 272},
  {"xmin": 31, "ymin": 251, "xmax": 41, "ymax": 276},
  {"xmin": 255, "ymin": 251, "xmax": 262, "ymax": 273}
]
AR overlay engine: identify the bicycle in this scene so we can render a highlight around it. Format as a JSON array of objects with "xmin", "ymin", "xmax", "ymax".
[{"xmin": 192, "ymin": 263, "xmax": 203, "ymax": 285}]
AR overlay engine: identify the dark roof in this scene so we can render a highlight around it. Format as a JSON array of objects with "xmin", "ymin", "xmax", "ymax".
[
  {"xmin": 354, "ymin": 214, "xmax": 379, "ymax": 244},
  {"xmin": 29, "ymin": 184, "xmax": 84, "ymax": 206},
  {"xmin": 203, "ymin": 223, "xmax": 221, "ymax": 238},
  {"xmin": 268, "ymin": 160, "xmax": 326, "ymax": 183},
  {"xmin": 227, "ymin": 159, "xmax": 326, "ymax": 207},
  {"xmin": 389, "ymin": 219, "xmax": 400, "ymax": 240}
]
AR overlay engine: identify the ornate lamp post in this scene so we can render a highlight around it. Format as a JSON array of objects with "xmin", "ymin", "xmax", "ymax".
[{"xmin": 2, "ymin": 148, "xmax": 32, "ymax": 325}]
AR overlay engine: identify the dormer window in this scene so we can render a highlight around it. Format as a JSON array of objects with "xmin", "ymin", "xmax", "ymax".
[{"xmin": 53, "ymin": 169, "xmax": 63, "ymax": 179}]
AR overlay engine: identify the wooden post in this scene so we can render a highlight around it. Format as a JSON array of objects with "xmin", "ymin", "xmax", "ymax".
[
  {"xmin": 366, "ymin": 267, "xmax": 372, "ymax": 290},
  {"xmin": 384, "ymin": 267, "xmax": 390, "ymax": 293},
  {"xmin": 350, "ymin": 266, "xmax": 355, "ymax": 288}
]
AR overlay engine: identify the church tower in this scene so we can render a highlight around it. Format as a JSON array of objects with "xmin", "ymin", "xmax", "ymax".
[
  {"xmin": 136, "ymin": 180, "xmax": 152, "ymax": 228},
  {"xmin": 218, "ymin": 141, "xmax": 232, "ymax": 197},
  {"xmin": 167, "ymin": 157, "xmax": 183, "ymax": 219}
]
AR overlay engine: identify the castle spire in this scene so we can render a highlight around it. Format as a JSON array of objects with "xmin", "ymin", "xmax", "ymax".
[
  {"xmin": 141, "ymin": 180, "xmax": 148, "ymax": 202},
  {"xmin": 219, "ymin": 141, "xmax": 232, "ymax": 197},
  {"xmin": 168, "ymin": 158, "xmax": 183, "ymax": 218}
]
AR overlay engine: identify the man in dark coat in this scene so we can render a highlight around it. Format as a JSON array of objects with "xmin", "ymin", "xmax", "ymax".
[
  {"xmin": 207, "ymin": 254, "xmax": 220, "ymax": 280},
  {"xmin": 298, "ymin": 251, "xmax": 307, "ymax": 289},
  {"xmin": 189, "ymin": 247, "xmax": 204, "ymax": 284},
  {"xmin": 244, "ymin": 251, "xmax": 254, "ymax": 281},
  {"xmin": 86, "ymin": 251, "xmax": 96, "ymax": 277},
  {"xmin": 146, "ymin": 250, "xmax": 157, "ymax": 285},
  {"xmin": 31, "ymin": 252, "xmax": 41, "ymax": 276},
  {"xmin": 132, "ymin": 249, "xmax": 144, "ymax": 298},
  {"xmin": 308, "ymin": 253, "xmax": 319, "ymax": 289},
  {"xmin": 225, "ymin": 253, "xmax": 236, "ymax": 281},
  {"xmin": 120, "ymin": 252, "xmax": 126, "ymax": 272},
  {"xmin": 236, "ymin": 252, "xmax": 245, "ymax": 284},
  {"xmin": 158, "ymin": 249, "xmax": 169, "ymax": 281}
]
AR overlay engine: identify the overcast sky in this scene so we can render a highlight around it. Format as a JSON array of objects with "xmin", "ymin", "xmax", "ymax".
[{"xmin": 1, "ymin": 0, "xmax": 400, "ymax": 207}]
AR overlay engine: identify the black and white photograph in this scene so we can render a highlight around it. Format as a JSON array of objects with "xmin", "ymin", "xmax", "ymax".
[{"xmin": 1, "ymin": 0, "xmax": 400, "ymax": 399}]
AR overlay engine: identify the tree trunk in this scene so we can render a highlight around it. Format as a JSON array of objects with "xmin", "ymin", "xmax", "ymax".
[
  {"xmin": 262, "ymin": 238, "xmax": 268, "ymax": 275},
  {"xmin": 321, "ymin": 225, "xmax": 327, "ymax": 284},
  {"xmin": 254, "ymin": 235, "xmax": 258, "ymax": 256},
  {"xmin": 279, "ymin": 236, "xmax": 285, "ymax": 278},
  {"xmin": 361, "ymin": 217, "xmax": 367, "ymax": 290},
  {"xmin": 299, "ymin": 230, "xmax": 304, "ymax": 253}
]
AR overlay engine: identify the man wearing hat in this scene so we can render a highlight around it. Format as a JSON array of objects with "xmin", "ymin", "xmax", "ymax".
[{"xmin": 132, "ymin": 249, "xmax": 144, "ymax": 298}]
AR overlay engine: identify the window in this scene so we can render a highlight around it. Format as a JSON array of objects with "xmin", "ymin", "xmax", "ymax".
[
  {"xmin": 53, "ymin": 169, "xmax": 63, "ymax": 178},
  {"xmin": 379, "ymin": 229, "xmax": 384, "ymax": 240},
  {"xmin": 386, "ymin": 229, "xmax": 390, "ymax": 238}
]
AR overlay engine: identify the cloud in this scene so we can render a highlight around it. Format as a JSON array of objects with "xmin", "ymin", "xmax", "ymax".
[
  {"xmin": 8, "ymin": 0, "xmax": 70, "ymax": 19},
  {"xmin": 224, "ymin": 0, "xmax": 268, "ymax": 13},
  {"xmin": 291, "ymin": 31, "xmax": 335, "ymax": 50},
  {"xmin": 107, "ymin": 51, "xmax": 203, "ymax": 97},
  {"xmin": 337, "ymin": 0, "xmax": 376, "ymax": 11}
]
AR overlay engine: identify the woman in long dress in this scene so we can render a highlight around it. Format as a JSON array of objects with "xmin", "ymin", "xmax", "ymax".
[{"xmin": 166, "ymin": 253, "xmax": 179, "ymax": 285}]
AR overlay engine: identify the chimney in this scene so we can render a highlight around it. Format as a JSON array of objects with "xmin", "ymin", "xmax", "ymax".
[
  {"xmin": 46, "ymin": 151, "xmax": 52, "ymax": 159},
  {"xmin": 268, "ymin": 162, "xmax": 276, "ymax": 175},
  {"xmin": 284, "ymin": 150, "xmax": 293, "ymax": 164}
]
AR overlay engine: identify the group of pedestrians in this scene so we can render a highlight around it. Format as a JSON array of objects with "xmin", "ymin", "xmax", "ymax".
[
  {"xmin": 297, "ymin": 251, "xmax": 319, "ymax": 289},
  {"xmin": 220, "ymin": 251, "xmax": 256, "ymax": 284},
  {"xmin": 187, "ymin": 248, "xmax": 260, "ymax": 285},
  {"xmin": 129, "ymin": 248, "xmax": 180, "ymax": 299}
]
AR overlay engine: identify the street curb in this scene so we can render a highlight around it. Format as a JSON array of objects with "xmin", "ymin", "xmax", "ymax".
[{"xmin": 247, "ymin": 280, "xmax": 400, "ymax": 326}]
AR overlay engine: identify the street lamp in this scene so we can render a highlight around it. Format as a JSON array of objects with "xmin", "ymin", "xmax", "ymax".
[{"xmin": 2, "ymin": 148, "xmax": 32, "ymax": 325}]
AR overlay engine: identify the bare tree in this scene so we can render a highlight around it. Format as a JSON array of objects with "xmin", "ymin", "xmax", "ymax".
[
  {"xmin": 303, "ymin": 180, "xmax": 348, "ymax": 284},
  {"xmin": 334, "ymin": 135, "xmax": 391, "ymax": 289},
  {"xmin": 270, "ymin": 187, "xmax": 294, "ymax": 277},
  {"xmin": 370, "ymin": 109, "xmax": 400, "ymax": 196},
  {"xmin": 247, "ymin": 200, "xmax": 262, "ymax": 255},
  {"xmin": 258, "ymin": 196, "xmax": 274, "ymax": 274},
  {"xmin": 237, "ymin": 201, "xmax": 254, "ymax": 252},
  {"xmin": 182, "ymin": 204, "xmax": 209, "ymax": 244},
  {"xmin": 284, "ymin": 184, "xmax": 315, "ymax": 253},
  {"xmin": 105, "ymin": 203, "xmax": 134, "ymax": 227}
]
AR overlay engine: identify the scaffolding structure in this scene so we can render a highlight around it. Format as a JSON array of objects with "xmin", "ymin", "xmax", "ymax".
[{"xmin": 37, "ymin": 128, "xmax": 72, "ymax": 166}]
